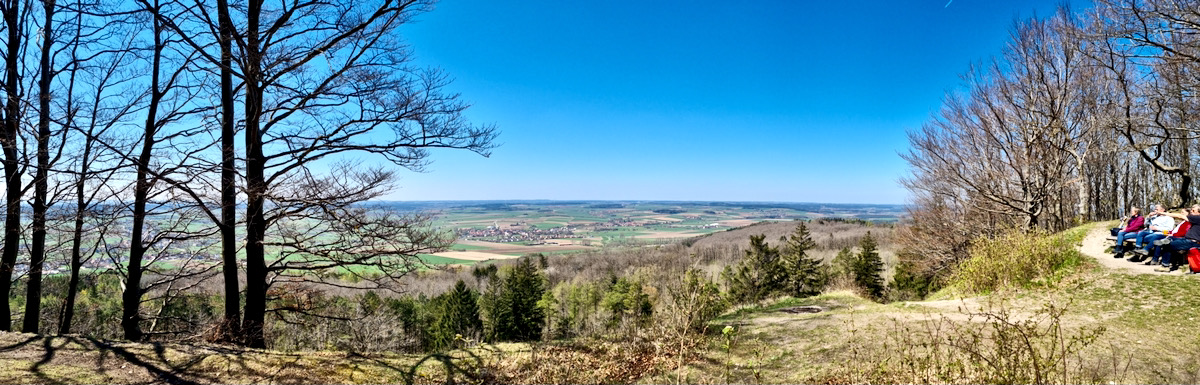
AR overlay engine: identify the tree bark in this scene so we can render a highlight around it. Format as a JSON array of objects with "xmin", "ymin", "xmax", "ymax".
[
  {"xmin": 23, "ymin": 0, "xmax": 55, "ymax": 334},
  {"xmin": 0, "ymin": 0, "xmax": 23, "ymax": 332},
  {"xmin": 60, "ymin": 141, "xmax": 88, "ymax": 334},
  {"xmin": 217, "ymin": 0, "xmax": 241, "ymax": 342},
  {"xmin": 241, "ymin": 0, "xmax": 267, "ymax": 348},
  {"xmin": 122, "ymin": 2, "xmax": 165, "ymax": 341}
]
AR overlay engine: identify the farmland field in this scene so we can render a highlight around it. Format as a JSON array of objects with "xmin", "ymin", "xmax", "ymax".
[
  {"xmin": 378, "ymin": 200, "xmax": 907, "ymax": 265},
  {"xmin": 23, "ymin": 200, "xmax": 905, "ymax": 274}
]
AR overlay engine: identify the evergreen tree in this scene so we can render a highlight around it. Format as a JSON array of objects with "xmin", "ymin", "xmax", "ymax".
[
  {"xmin": 779, "ymin": 222, "xmax": 826, "ymax": 297},
  {"xmin": 483, "ymin": 256, "xmax": 547, "ymax": 342},
  {"xmin": 831, "ymin": 246, "xmax": 855, "ymax": 280},
  {"xmin": 477, "ymin": 266, "xmax": 504, "ymax": 340},
  {"xmin": 889, "ymin": 260, "xmax": 933, "ymax": 301},
  {"xmin": 852, "ymin": 232, "xmax": 886, "ymax": 300},
  {"xmin": 722, "ymin": 234, "xmax": 784, "ymax": 304},
  {"xmin": 600, "ymin": 276, "xmax": 652, "ymax": 328},
  {"xmin": 427, "ymin": 280, "xmax": 482, "ymax": 351},
  {"xmin": 471, "ymin": 264, "xmax": 498, "ymax": 287},
  {"xmin": 675, "ymin": 268, "xmax": 726, "ymax": 332}
]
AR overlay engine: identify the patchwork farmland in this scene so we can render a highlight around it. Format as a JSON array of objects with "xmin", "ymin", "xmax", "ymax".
[{"xmin": 396, "ymin": 201, "xmax": 906, "ymax": 265}]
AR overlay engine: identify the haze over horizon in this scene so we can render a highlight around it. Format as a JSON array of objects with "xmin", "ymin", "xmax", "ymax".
[{"xmin": 380, "ymin": 0, "xmax": 1085, "ymax": 205}]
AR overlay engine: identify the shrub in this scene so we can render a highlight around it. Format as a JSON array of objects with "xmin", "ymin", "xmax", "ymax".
[
  {"xmin": 888, "ymin": 259, "xmax": 935, "ymax": 301},
  {"xmin": 600, "ymin": 276, "xmax": 652, "ymax": 330},
  {"xmin": 948, "ymin": 229, "xmax": 1082, "ymax": 295},
  {"xmin": 663, "ymin": 268, "xmax": 726, "ymax": 333}
]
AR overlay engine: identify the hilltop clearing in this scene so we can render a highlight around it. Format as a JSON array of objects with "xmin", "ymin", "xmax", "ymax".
[
  {"xmin": 3, "ymin": 223, "xmax": 1198, "ymax": 384},
  {"xmin": 654, "ymin": 223, "xmax": 1200, "ymax": 383}
]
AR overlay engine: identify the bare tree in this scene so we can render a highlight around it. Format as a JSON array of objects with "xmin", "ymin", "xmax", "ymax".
[
  {"xmin": 57, "ymin": 1, "xmax": 142, "ymax": 333},
  {"xmin": 901, "ymin": 8, "xmax": 1113, "ymax": 280},
  {"xmin": 1088, "ymin": 0, "xmax": 1200, "ymax": 207},
  {"xmin": 23, "ymin": 0, "xmax": 78, "ymax": 333},
  {"xmin": 0, "ymin": 0, "xmax": 26, "ymax": 331},
  {"xmin": 120, "ymin": 0, "xmax": 213, "ymax": 341},
  {"xmin": 227, "ymin": 0, "xmax": 496, "ymax": 347},
  {"xmin": 214, "ymin": 0, "xmax": 239, "ymax": 342}
]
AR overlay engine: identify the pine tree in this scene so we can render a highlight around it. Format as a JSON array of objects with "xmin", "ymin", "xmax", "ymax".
[
  {"xmin": 831, "ymin": 247, "xmax": 855, "ymax": 279},
  {"xmin": 722, "ymin": 234, "xmax": 784, "ymax": 304},
  {"xmin": 483, "ymin": 256, "xmax": 547, "ymax": 342},
  {"xmin": 601, "ymin": 276, "xmax": 652, "ymax": 329},
  {"xmin": 852, "ymin": 232, "xmax": 886, "ymax": 300},
  {"xmin": 444, "ymin": 281, "xmax": 482, "ymax": 335},
  {"xmin": 779, "ymin": 222, "xmax": 826, "ymax": 297},
  {"xmin": 426, "ymin": 280, "xmax": 482, "ymax": 351},
  {"xmin": 889, "ymin": 260, "xmax": 933, "ymax": 301},
  {"xmin": 671, "ymin": 268, "xmax": 727, "ymax": 332}
]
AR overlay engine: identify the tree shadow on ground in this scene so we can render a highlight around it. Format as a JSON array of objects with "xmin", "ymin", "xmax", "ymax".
[{"xmin": 0, "ymin": 333, "xmax": 495, "ymax": 384}]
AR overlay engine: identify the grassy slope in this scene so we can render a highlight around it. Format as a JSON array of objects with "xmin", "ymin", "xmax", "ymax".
[
  {"xmin": 0, "ymin": 333, "xmax": 423, "ymax": 384},
  {"xmin": 4, "ymin": 222, "xmax": 1200, "ymax": 383},
  {"xmin": 653, "ymin": 222, "xmax": 1200, "ymax": 383}
]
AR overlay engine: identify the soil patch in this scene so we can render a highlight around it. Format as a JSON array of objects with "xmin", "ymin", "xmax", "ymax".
[
  {"xmin": 430, "ymin": 251, "xmax": 518, "ymax": 261},
  {"xmin": 455, "ymin": 240, "xmax": 593, "ymax": 255}
]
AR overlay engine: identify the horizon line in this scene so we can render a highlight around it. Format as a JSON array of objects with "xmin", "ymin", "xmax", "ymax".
[{"xmin": 372, "ymin": 199, "xmax": 909, "ymax": 206}]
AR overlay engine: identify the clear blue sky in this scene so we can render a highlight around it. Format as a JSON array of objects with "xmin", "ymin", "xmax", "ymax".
[{"xmin": 384, "ymin": 0, "xmax": 1084, "ymax": 204}]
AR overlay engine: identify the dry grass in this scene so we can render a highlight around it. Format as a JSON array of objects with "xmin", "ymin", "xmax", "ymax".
[
  {"xmin": 21, "ymin": 223, "xmax": 1185, "ymax": 384},
  {"xmin": 7, "ymin": 265, "xmax": 1199, "ymax": 384},
  {"xmin": 0, "ymin": 332, "xmax": 514, "ymax": 384},
  {"xmin": 652, "ymin": 254, "xmax": 1200, "ymax": 383}
]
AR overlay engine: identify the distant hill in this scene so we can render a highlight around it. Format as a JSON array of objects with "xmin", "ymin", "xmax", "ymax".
[
  {"xmin": 373, "ymin": 200, "xmax": 907, "ymax": 220},
  {"xmin": 687, "ymin": 219, "xmax": 894, "ymax": 253}
]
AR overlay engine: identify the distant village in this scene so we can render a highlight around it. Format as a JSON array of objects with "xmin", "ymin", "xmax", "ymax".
[
  {"xmin": 454, "ymin": 223, "xmax": 582, "ymax": 243},
  {"xmin": 454, "ymin": 217, "xmax": 723, "ymax": 243}
]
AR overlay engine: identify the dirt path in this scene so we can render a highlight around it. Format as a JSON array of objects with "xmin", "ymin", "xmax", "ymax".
[{"xmin": 1078, "ymin": 223, "xmax": 1165, "ymax": 275}]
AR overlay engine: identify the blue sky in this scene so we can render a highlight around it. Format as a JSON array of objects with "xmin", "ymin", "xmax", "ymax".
[{"xmin": 385, "ymin": 0, "xmax": 1083, "ymax": 204}]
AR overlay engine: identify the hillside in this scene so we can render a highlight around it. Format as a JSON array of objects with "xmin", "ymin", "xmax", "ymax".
[
  {"xmin": 687, "ymin": 220, "xmax": 881, "ymax": 249},
  {"xmin": 2, "ymin": 223, "xmax": 1198, "ymax": 383},
  {"xmin": 659, "ymin": 222, "xmax": 1200, "ymax": 383},
  {"xmin": 687, "ymin": 219, "xmax": 897, "ymax": 273}
]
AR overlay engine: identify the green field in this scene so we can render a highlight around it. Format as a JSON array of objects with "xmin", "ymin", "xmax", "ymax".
[
  {"xmin": 448, "ymin": 243, "xmax": 487, "ymax": 251},
  {"xmin": 417, "ymin": 254, "xmax": 475, "ymax": 265}
]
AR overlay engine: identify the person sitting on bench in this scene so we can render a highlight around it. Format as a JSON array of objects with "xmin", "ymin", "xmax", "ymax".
[
  {"xmin": 1153, "ymin": 205, "xmax": 1200, "ymax": 272},
  {"xmin": 1113, "ymin": 207, "xmax": 1144, "ymax": 259},
  {"xmin": 1144, "ymin": 212, "xmax": 1190, "ymax": 266},
  {"xmin": 1131, "ymin": 205, "xmax": 1175, "ymax": 262}
]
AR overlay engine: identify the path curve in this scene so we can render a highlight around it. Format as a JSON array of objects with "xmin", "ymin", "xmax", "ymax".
[{"xmin": 1078, "ymin": 223, "xmax": 1167, "ymax": 275}]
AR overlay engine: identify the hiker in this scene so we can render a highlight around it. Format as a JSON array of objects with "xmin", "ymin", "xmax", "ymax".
[
  {"xmin": 1130, "ymin": 205, "xmax": 1175, "ymax": 262},
  {"xmin": 1152, "ymin": 205, "xmax": 1200, "ymax": 272},
  {"xmin": 1146, "ymin": 210, "xmax": 1191, "ymax": 266},
  {"xmin": 1113, "ymin": 207, "xmax": 1144, "ymax": 259},
  {"xmin": 1137, "ymin": 208, "xmax": 1188, "ymax": 264}
]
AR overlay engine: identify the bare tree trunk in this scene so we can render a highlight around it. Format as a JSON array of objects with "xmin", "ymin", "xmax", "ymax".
[
  {"xmin": 216, "ymin": 0, "xmax": 241, "ymax": 342},
  {"xmin": 1077, "ymin": 157, "xmax": 1090, "ymax": 222},
  {"xmin": 23, "ymin": 0, "xmax": 56, "ymax": 334},
  {"xmin": 0, "ymin": 0, "xmax": 23, "ymax": 332},
  {"xmin": 122, "ymin": 2, "xmax": 166, "ymax": 341},
  {"xmin": 61, "ymin": 155, "xmax": 87, "ymax": 334},
  {"xmin": 60, "ymin": 62, "xmax": 88, "ymax": 335},
  {"xmin": 241, "ymin": 0, "xmax": 267, "ymax": 348}
]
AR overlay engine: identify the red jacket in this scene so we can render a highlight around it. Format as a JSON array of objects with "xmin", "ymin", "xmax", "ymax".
[
  {"xmin": 1124, "ymin": 215, "xmax": 1144, "ymax": 232},
  {"xmin": 1173, "ymin": 222, "xmax": 1192, "ymax": 238}
]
